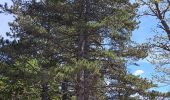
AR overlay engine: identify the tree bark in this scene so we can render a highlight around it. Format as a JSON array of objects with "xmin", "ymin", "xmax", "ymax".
[
  {"xmin": 76, "ymin": 0, "xmax": 90, "ymax": 99},
  {"xmin": 76, "ymin": 32, "xmax": 89, "ymax": 100}
]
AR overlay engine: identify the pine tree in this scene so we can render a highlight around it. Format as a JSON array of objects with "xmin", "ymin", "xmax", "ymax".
[{"xmin": 0, "ymin": 0, "xmax": 153, "ymax": 99}]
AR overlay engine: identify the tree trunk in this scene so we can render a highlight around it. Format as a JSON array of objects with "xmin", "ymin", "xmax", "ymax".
[
  {"xmin": 76, "ymin": 32, "xmax": 89, "ymax": 100},
  {"xmin": 154, "ymin": 2, "xmax": 170, "ymax": 40},
  {"xmin": 76, "ymin": 0, "xmax": 90, "ymax": 99}
]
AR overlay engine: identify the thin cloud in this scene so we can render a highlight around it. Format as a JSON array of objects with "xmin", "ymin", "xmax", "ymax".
[{"xmin": 133, "ymin": 70, "xmax": 144, "ymax": 76}]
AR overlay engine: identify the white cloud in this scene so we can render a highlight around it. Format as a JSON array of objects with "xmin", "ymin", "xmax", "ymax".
[{"xmin": 133, "ymin": 70, "xmax": 144, "ymax": 76}]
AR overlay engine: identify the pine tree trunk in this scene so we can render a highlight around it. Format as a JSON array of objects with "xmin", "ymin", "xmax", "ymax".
[
  {"xmin": 77, "ymin": 70, "xmax": 89, "ymax": 100},
  {"xmin": 76, "ymin": 32, "xmax": 89, "ymax": 100},
  {"xmin": 76, "ymin": 0, "xmax": 91, "ymax": 99}
]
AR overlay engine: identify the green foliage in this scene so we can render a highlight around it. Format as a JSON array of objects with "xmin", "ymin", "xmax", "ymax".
[{"xmin": 0, "ymin": 0, "xmax": 158, "ymax": 99}]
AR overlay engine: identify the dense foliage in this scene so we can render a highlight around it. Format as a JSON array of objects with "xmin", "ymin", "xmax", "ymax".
[{"xmin": 0, "ymin": 0, "xmax": 168, "ymax": 100}]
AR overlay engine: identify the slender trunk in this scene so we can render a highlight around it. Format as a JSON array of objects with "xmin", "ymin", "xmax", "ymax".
[
  {"xmin": 77, "ymin": 71, "xmax": 89, "ymax": 100},
  {"xmin": 76, "ymin": 0, "xmax": 90, "ymax": 99},
  {"xmin": 154, "ymin": 2, "xmax": 170, "ymax": 40},
  {"xmin": 76, "ymin": 31, "xmax": 89, "ymax": 100},
  {"xmin": 77, "ymin": 70, "xmax": 85, "ymax": 100}
]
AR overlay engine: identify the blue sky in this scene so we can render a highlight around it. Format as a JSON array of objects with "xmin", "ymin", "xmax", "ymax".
[
  {"xmin": 128, "ymin": 15, "xmax": 170, "ymax": 92},
  {"xmin": 0, "ymin": 0, "xmax": 13, "ymax": 38},
  {"xmin": 0, "ymin": 0, "xmax": 170, "ymax": 93},
  {"xmin": 130, "ymin": 3, "xmax": 170, "ymax": 92}
]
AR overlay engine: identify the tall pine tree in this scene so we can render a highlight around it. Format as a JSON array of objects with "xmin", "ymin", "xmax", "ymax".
[{"xmin": 0, "ymin": 0, "xmax": 154, "ymax": 99}]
